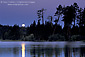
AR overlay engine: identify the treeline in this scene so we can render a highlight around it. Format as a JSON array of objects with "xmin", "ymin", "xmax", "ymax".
[{"xmin": 0, "ymin": 3, "xmax": 85, "ymax": 41}]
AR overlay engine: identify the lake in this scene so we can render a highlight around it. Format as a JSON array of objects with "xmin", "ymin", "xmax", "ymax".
[{"xmin": 0, "ymin": 41, "xmax": 85, "ymax": 57}]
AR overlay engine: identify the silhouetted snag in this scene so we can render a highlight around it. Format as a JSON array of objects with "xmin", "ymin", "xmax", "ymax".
[{"xmin": 37, "ymin": 8, "xmax": 46, "ymax": 24}]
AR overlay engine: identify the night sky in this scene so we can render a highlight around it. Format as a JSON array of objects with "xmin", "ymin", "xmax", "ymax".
[{"xmin": 0, "ymin": 0, "xmax": 85, "ymax": 27}]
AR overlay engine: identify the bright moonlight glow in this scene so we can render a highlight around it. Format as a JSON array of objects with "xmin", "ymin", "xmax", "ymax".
[
  {"xmin": 22, "ymin": 24, "xmax": 25, "ymax": 27},
  {"xmin": 22, "ymin": 43, "xmax": 25, "ymax": 57}
]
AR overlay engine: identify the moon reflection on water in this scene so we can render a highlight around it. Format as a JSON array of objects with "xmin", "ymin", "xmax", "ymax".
[{"xmin": 22, "ymin": 43, "xmax": 25, "ymax": 57}]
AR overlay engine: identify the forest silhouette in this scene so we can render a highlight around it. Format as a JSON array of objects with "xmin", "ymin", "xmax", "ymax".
[{"xmin": 0, "ymin": 3, "xmax": 85, "ymax": 41}]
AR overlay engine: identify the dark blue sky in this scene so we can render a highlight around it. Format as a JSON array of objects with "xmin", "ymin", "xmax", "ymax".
[{"xmin": 0, "ymin": 0, "xmax": 85, "ymax": 27}]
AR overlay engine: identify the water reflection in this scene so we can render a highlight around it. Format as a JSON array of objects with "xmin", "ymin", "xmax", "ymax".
[
  {"xmin": 22, "ymin": 43, "xmax": 25, "ymax": 57},
  {"xmin": 26, "ymin": 45, "xmax": 85, "ymax": 57},
  {"xmin": 0, "ymin": 42, "xmax": 85, "ymax": 57},
  {"xmin": 80, "ymin": 47, "xmax": 85, "ymax": 57},
  {"xmin": 13, "ymin": 47, "xmax": 19, "ymax": 57}
]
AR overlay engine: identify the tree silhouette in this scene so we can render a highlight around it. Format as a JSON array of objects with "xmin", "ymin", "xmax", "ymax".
[
  {"xmin": 37, "ymin": 8, "xmax": 46, "ymax": 24},
  {"xmin": 62, "ymin": 5, "xmax": 76, "ymax": 27},
  {"xmin": 9, "ymin": 24, "xmax": 20, "ymax": 40},
  {"xmin": 62, "ymin": 5, "xmax": 76, "ymax": 40},
  {"xmin": 47, "ymin": 16, "xmax": 53, "ymax": 27},
  {"xmin": 53, "ymin": 5, "xmax": 63, "ymax": 34},
  {"xmin": 29, "ymin": 20, "xmax": 36, "ymax": 35},
  {"xmin": 77, "ymin": 8, "xmax": 85, "ymax": 37},
  {"xmin": 54, "ymin": 5, "xmax": 63, "ymax": 25},
  {"xmin": 54, "ymin": 5, "xmax": 63, "ymax": 20},
  {"xmin": 77, "ymin": 8, "xmax": 83, "ymax": 27},
  {"xmin": 81, "ymin": 8, "xmax": 85, "ymax": 26},
  {"xmin": 72, "ymin": 3, "xmax": 79, "ymax": 27}
]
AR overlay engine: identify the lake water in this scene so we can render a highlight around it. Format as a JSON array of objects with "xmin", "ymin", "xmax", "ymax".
[{"xmin": 0, "ymin": 41, "xmax": 85, "ymax": 57}]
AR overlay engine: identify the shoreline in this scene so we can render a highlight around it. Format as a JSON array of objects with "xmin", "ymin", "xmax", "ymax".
[
  {"xmin": 0, "ymin": 39, "xmax": 85, "ymax": 42},
  {"xmin": 0, "ymin": 41, "xmax": 85, "ymax": 48}
]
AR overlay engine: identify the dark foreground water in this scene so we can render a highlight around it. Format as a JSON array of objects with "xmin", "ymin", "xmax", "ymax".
[{"xmin": 0, "ymin": 41, "xmax": 85, "ymax": 57}]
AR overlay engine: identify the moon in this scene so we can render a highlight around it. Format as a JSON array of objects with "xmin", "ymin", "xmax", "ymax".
[{"xmin": 22, "ymin": 24, "xmax": 25, "ymax": 27}]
